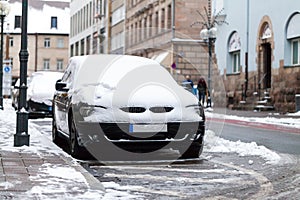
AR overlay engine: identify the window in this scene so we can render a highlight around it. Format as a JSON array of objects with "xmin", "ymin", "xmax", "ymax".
[
  {"xmin": 232, "ymin": 52, "xmax": 240, "ymax": 73},
  {"xmin": 57, "ymin": 59, "xmax": 64, "ymax": 71},
  {"xmin": 286, "ymin": 13, "xmax": 300, "ymax": 66},
  {"xmin": 44, "ymin": 38, "xmax": 50, "ymax": 48},
  {"xmin": 167, "ymin": 4, "xmax": 172, "ymax": 29},
  {"xmin": 51, "ymin": 16, "xmax": 58, "ymax": 29},
  {"xmin": 111, "ymin": 32, "xmax": 125, "ymax": 51},
  {"xmin": 14, "ymin": 16, "xmax": 21, "ymax": 29},
  {"xmin": 112, "ymin": 6, "xmax": 125, "ymax": 26},
  {"xmin": 292, "ymin": 39, "xmax": 300, "ymax": 65},
  {"xmin": 86, "ymin": 36, "xmax": 91, "ymax": 55},
  {"xmin": 228, "ymin": 32, "xmax": 241, "ymax": 74},
  {"xmin": 161, "ymin": 8, "xmax": 165, "ymax": 29},
  {"xmin": 70, "ymin": 44, "xmax": 74, "ymax": 57},
  {"xmin": 43, "ymin": 59, "xmax": 50, "ymax": 70},
  {"xmin": 80, "ymin": 39, "xmax": 85, "ymax": 55},
  {"xmin": 9, "ymin": 37, "xmax": 13, "ymax": 47},
  {"xmin": 57, "ymin": 38, "xmax": 64, "ymax": 48}
]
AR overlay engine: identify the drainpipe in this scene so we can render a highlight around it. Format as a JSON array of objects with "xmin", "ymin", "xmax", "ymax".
[
  {"xmin": 171, "ymin": 0, "xmax": 178, "ymax": 81},
  {"xmin": 107, "ymin": 0, "xmax": 112, "ymax": 53},
  {"xmin": 172, "ymin": 0, "xmax": 175, "ymax": 39},
  {"xmin": 35, "ymin": 33, "xmax": 38, "ymax": 72},
  {"xmin": 245, "ymin": 0, "xmax": 249, "ymax": 100}
]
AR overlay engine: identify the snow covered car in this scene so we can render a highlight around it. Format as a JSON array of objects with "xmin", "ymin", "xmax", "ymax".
[
  {"xmin": 52, "ymin": 55, "xmax": 205, "ymax": 160},
  {"xmin": 27, "ymin": 71, "xmax": 63, "ymax": 118}
]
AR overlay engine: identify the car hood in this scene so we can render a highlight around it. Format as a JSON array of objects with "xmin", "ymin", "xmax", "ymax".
[{"xmin": 70, "ymin": 55, "xmax": 202, "ymax": 123}]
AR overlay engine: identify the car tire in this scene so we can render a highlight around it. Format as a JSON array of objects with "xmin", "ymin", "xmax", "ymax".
[
  {"xmin": 179, "ymin": 144, "xmax": 203, "ymax": 159},
  {"xmin": 52, "ymin": 118, "xmax": 64, "ymax": 145},
  {"xmin": 69, "ymin": 117, "xmax": 87, "ymax": 159}
]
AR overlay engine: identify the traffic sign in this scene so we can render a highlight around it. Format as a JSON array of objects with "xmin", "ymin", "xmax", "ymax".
[{"xmin": 4, "ymin": 66, "xmax": 11, "ymax": 73}]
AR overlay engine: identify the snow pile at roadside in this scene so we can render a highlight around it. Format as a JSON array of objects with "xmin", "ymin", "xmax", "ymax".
[{"xmin": 204, "ymin": 130, "xmax": 281, "ymax": 164}]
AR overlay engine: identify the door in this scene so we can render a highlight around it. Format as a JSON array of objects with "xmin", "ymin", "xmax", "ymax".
[{"xmin": 262, "ymin": 43, "xmax": 272, "ymax": 89}]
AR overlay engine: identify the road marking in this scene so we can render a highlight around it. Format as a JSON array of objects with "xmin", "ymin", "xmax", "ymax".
[
  {"xmin": 104, "ymin": 173, "xmax": 250, "ymax": 184},
  {"xmin": 99, "ymin": 165, "xmax": 243, "ymax": 174},
  {"xmin": 104, "ymin": 182, "xmax": 187, "ymax": 198},
  {"xmin": 212, "ymin": 160, "xmax": 273, "ymax": 198}
]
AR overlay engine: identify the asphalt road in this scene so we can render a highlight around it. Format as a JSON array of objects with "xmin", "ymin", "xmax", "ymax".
[{"xmin": 207, "ymin": 119, "xmax": 300, "ymax": 155}]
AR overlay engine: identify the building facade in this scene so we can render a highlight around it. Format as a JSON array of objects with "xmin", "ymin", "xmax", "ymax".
[
  {"xmin": 125, "ymin": 0, "xmax": 210, "ymax": 83},
  {"xmin": 4, "ymin": 0, "xmax": 70, "ymax": 80},
  {"xmin": 70, "ymin": 0, "xmax": 109, "ymax": 56},
  {"xmin": 215, "ymin": 0, "xmax": 300, "ymax": 112},
  {"xmin": 70, "ymin": 0, "xmax": 228, "ymax": 106}
]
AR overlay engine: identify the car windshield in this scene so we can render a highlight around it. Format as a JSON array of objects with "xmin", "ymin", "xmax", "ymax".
[
  {"xmin": 71, "ymin": 55, "xmax": 182, "ymax": 106},
  {"xmin": 28, "ymin": 71, "xmax": 63, "ymax": 104}
]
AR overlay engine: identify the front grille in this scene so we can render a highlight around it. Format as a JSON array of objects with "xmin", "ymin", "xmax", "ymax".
[
  {"xmin": 149, "ymin": 106, "xmax": 174, "ymax": 113},
  {"xmin": 120, "ymin": 106, "xmax": 174, "ymax": 113},
  {"xmin": 120, "ymin": 107, "xmax": 146, "ymax": 113},
  {"xmin": 100, "ymin": 122, "xmax": 204, "ymax": 141}
]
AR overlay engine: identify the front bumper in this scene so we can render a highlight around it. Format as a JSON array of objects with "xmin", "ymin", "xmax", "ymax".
[
  {"xmin": 27, "ymin": 100, "xmax": 53, "ymax": 119},
  {"xmin": 76, "ymin": 121, "xmax": 205, "ymax": 153}
]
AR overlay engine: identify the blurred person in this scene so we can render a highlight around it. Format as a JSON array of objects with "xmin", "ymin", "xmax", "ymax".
[
  {"xmin": 197, "ymin": 77, "xmax": 207, "ymax": 105},
  {"xmin": 185, "ymin": 75, "xmax": 194, "ymax": 87}
]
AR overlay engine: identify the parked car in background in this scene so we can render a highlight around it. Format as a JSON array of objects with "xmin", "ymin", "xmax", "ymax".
[
  {"xmin": 12, "ymin": 72, "xmax": 63, "ymax": 115},
  {"xmin": 12, "ymin": 77, "xmax": 32, "ymax": 110},
  {"xmin": 11, "ymin": 78, "xmax": 21, "ymax": 110},
  {"xmin": 52, "ymin": 55, "xmax": 205, "ymax": 160},
  {"xmin": 26, "ymin": 71, "xmax": 63, "ymax": 118}
]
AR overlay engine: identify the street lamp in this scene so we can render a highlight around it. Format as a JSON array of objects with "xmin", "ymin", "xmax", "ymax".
[
  {"xmin": 0, "ymin": 0, "xmax": 10, "ymax": 110},
  {"xmin": 200, "ymin": 27, "xmax": 217, "ymax": 106},
  {"xmin": 14, "ymin": 0, "xmax": 29, "ymax": 146}
]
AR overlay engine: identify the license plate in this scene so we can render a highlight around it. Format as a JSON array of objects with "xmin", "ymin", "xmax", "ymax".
[{"xmin": 129, "ymin": 124, "xmax": 167, "ymax": 133}]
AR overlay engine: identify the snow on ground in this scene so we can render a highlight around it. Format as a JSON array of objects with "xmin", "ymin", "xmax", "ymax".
[
  {"xmin": 203, "ymin": 130, "xmax": 281, "ymax": 164},
  {"xmin": 0, "ymin": 99, "xmax": 298, "ymax": 198}
]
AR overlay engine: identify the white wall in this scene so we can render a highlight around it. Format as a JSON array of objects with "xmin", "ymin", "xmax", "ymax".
[{"xmin": 215, "ymin": 0, "xmax": 300, "ymax": 74}]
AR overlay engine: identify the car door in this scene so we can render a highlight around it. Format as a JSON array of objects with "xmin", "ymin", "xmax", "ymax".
[{"xmin": 54, "ymin": 62, "xmax": 75, "ymax": 135}]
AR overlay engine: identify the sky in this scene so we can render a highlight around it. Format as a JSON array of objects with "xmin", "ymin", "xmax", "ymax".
[{"xmin": 0, "ymin": 99, "xmax": 299, "ymax": 198}]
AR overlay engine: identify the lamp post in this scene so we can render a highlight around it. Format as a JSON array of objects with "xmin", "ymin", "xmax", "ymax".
[
  {"xmin": 200, "ymin": 27, "xmax": 217, "ymax": 106},
  {"xmin": 14, "ymin": 0, "xmax": 29, "ymax": 146},
  {"xmin": 0, "ymin": 0, "xmax": 10, "ymax": 110}
]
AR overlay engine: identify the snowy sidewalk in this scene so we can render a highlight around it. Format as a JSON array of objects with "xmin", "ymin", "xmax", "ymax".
[{"xmin": 0, "ymin": 100, "xmax": 105, "ymax": 200}]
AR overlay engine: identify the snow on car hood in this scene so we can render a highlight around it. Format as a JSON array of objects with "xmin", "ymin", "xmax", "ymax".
[
  {"xmin": 71, "ymin": 55, "xmax": 202, "ymax": 123},
  {"xmin": 27, "ymin": 71, "xmax": 63, "ymax": 106}
]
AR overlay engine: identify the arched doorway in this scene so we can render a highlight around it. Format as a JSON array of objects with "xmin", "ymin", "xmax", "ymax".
[{"xmin": 257, "ymin": 20, "xmax": 274, "ymax": 92}]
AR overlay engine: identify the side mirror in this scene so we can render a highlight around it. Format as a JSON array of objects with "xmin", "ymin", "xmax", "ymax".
[{"xmin": 55, "ymin": 80, "xmax": 68, "ymax": 92}]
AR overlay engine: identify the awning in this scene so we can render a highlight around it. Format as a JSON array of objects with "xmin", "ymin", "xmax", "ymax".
[{"xmin": 151, "ymin": 52, "xmax": 171, "ymax": 68}]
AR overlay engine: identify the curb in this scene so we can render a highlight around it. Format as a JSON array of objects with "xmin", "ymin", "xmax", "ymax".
[{"xmin": 59, "ymin": 155, "xmax": 105, "ymax": 192}]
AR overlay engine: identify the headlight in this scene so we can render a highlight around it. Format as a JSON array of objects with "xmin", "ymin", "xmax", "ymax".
[
  {"xmin": 186, "ymin": 104, "xmax": 205, "ymax": 120},
  {"xmin": 79, "ymin": 105, "xmax": 107, "ymax": 117}
]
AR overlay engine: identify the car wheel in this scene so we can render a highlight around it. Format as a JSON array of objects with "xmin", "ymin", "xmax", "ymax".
[
  {"xmin": 180, "ymin": 144, "xmax": 203, "ymax": 159},
  {"xmin": 69, "ymin": 117, "xmax": 86, "ymax": 159},
  {"xmin": 52, "ymin": 118, "xmax": 63, "ymax": 145}
]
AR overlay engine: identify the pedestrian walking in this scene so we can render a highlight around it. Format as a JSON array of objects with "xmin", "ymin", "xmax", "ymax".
[
  {"xmin": 185, "ymin": 75, "xmax": 194, "ymax": 87},
  {"xmin": 197, "ymin": 77, "xmax": 207, "ymax": 105}
]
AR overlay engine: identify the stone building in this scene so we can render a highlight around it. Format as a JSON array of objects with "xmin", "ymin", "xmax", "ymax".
[
  {"xmin": 125, "ymin": 0, "xmax": 211, "ymax": 83},
  {"xmin": 215, "ymin": 0, "xmax": 300, "ymax": 112},
  {"xmin": 3, "ymin": 0, "xmax": 70, "ymax": 81}
]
